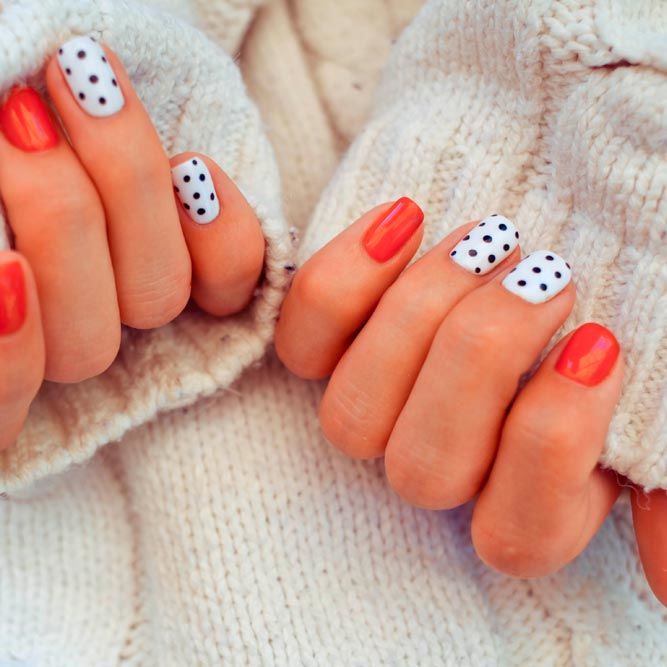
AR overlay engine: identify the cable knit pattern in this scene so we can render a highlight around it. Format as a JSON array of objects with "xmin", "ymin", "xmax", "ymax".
[
  {"xmin": 301, "ymin": 0, "xmax": 667, "ymax": 490},
  {"xmin": 0, "ymin": 0, "xmax": 292, "ymax": 493}
]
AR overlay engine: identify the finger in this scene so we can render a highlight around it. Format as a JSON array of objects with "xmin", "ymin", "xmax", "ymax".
[
  {"xmin": 0, "ymin": 252, "xmax": 45, "ymax": 450},
  {"xmin": 319, "ymin": 216, "xmax": 521, "ymax": 458},
  {"xmin": 472, "ymin": 323, "xmax": 623, "ymax": 577},
  {"xmin": 275, "ymin": 197, "xmax": 424, "ymax": 379},
  {"xmin": 46, "ymin": 37, "xmax": 191, "ymax": 328},
  {"xmin": 170, "ymin": 153, "xmax": 265, "ymax": 316},
  {"xmin": 0, "ymin": 86, "xmax": 120, "ymax": 382},
  {"xmin": 386, "ymin": 250, "xmax": 575, "ymax": 509},
  {"xmin": 632, "ymin": 489, "xmax": 667, "ymax": 606}
]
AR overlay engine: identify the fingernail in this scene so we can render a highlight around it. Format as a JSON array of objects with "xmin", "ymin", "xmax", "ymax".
[
  {"xmin": 0, "ymin": 261, "xmax": 26, "ymax": 335},
  {"xmin": 449, "ymin": 214, "xmax": 519, "ymax": 275},
  {"xmin": 363, "ymin": 197, "xmax": 424, "ymax": 262},
  {"xmin": 0, "ymin": 87, "xmax": 59, "ymax": 152},
  {"xmin": 171, "ymin": 157, "xmax": 220, "ymax": 224},
  {"xmin": 57, "ymin": 36, "xmax": 124, "ymax": 117},
  {"xmin": 555, "ymin": 323, "xmax": 620, "ymax": 386},
  {"xmin": 502, "ymin": 250, "xmax": 572, "ymax": 304}
]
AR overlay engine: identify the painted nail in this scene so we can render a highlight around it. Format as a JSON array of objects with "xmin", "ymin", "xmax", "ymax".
[
  {"xmin": 363, "ymin": 197, "xmax": 424, "ymax": 262},
  {"xmin": 0, "ymin": 87, "xmax": 59, "ymax": 152},
  {"xmin": 57, "ymin": 36, "xmax": 124, "ymax": 117},
  {"xmin": 450, "ymin": 214, "xmax": 519, "ymax": 275},
  {"xmin": 502, "ymin": 250, "xmax": 571, "ymax": 304},
  {"xmin": 171, "ymin": 157, "xmax": 220, "ymax": 224},
  {"xmin": 0, "ymin": 261, "xmax": 26, "ymax": 335},
  {"xmin": 555, "ymin": 323, "xmax": 620, "ymax": 386}
]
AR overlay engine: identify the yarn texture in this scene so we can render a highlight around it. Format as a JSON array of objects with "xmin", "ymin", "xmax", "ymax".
[{"xmin": 1, "ymin": 0, "xmax": 667, "ymax": 665}]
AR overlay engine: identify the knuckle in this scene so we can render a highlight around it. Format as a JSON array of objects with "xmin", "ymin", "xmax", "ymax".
[
  {"xmin": 380, "ymin": 275, "xmax": 445, "ymax": 330},
  {"xmin": 319, "ymin": 379, "xmax": 385, "ymax": 459},
  {"xmin": 446, "ymin": 308, "xmax": 508, "ymax": 363}
]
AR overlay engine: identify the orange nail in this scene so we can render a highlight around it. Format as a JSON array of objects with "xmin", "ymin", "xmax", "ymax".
[
  {"xmin": 555, "ymin": 323, "xmax": 620, "ymax": 386},
  {"xmin": 363, "ymin": 197, "xmax": 424, "ymax": 262},
  {"xmin": 0, "ymin": 87, "xmax": 59, "ymax": 152},
  {"xmin": 0, "ymin": 261, "xmax": 26, "ymax": 335}
]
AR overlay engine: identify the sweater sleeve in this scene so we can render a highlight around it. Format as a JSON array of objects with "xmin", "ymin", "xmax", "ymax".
[
  {"xmin": 297, "ymin": 0, "xmax": 667, "ymax": 490},
  {"xmin": 0, "ymin": 0, "xmax": 292, "ymax": 492}
]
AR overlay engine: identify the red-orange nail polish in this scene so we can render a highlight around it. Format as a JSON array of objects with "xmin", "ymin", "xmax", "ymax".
[
  {"xmin": 363, "ymin": 197, "xmax": 424, "ymax": 262},
  {"xmin": 0, "ymin": 261, "xmax": 26, "ymax": 335},
  {"xmin": 0, "ymin": 87, "xmax": 59, "ymax": 152},
  {"xmin": 555, "ymin": 323, "xmax": 620, "ymax": 386}
]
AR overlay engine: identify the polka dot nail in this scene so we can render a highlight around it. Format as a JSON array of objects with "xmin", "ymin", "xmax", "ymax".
[
  {"xmin": 502, "ymin": 250, "xmax": 572, "ymax": 304},
  {"xmin": 449, "ymin": 214, "xmax": 519, "ymax": 275},
  {"xmin": 171, "ymin": 158, "xmax": 220, "ymax": 224},
  {"xmin": 57, "ymin": 36, "xmax": 124, "ymax": 117}
]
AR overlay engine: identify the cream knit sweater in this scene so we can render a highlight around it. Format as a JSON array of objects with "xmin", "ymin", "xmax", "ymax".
[{"xmin": 1, "ymin": 0, "xmax": 667, "ymax": 665}]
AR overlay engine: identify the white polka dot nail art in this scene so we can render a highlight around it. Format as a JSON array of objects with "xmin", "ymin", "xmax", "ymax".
[
  {"xmin": 57, "ymin": 36, "xmax": 124, "ymax": 117},
  {"xmin": 171, "ymin": 158, "xmax": 220, "ymax": 224},
  {"xmin": 502, "ymin": 250, "xmax": 572, "ymax": 304},
  {"xmin": 449, "ymin": 214, "xmax": 519, "ymax": 275}
]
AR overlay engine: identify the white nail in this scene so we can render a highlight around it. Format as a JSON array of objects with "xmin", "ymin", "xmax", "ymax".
[
  {"xmin": 58, "ymin": 36, "xmax": 124, "ymax": 117},
  {"xmin": 449, "ymin": 214, "xmax": 519, "ymax": 275},
  {"xmin": 171, "ymin": 158, "xmax": 220, "ymax": 224},
  {"xmin": 502, "ymin": 250, "xmax": 572, "ymax": 304}
]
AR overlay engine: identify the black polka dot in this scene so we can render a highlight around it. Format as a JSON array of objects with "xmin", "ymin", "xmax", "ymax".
[
  {"xmin": 546, "ymin": 255, "xmax": 554, "ymax": 261},
  {"xmin": 480, "ymin": 222, "xmax": 486, "ymax": 226},
  {"xmin": 184, "ymin": 175, "xmax": 191, "ymax": 183},
  {"xmin": 518, "ymin": 280, "xmax": 527, "ymax": 286},
  {"xmin": 491, "ymin": 213, "xmax": 498, "ymax": 217},
  {"xmin": 532, "ymin": 267, "xmax": 542, "ymax": 273},
  {"xmin": 555, "ymin": 271, "xmax": 562, "ymax": 278},
  {"xmin": 474, "ymin": 267, "xmax": 481, "ymax": 274},
  {"xmin": 499, "ymin": 223, "xmax": 507, "ymax": 231},
  {"xmin": 483, "ymin": 235, "xmax": 492, "ymax": 243},
  {"xmin": 463, "ymin": 235, "xmax": 470, "ymax": 241},
  {"xmin": 488, "ymin": 254, "xmax": 496, "ymax": 263},
  {"xmin": 540, "ymin": 283, "xmax": 548, "ymax": 291},
  {"xmin": 89, "ymin": 74, "xmax": 99, "ymax": 84},
  {"xmin": 210, "ymin": 193, "xmax": 215, "ymax": 201},
  {"xmin": 78, "ymin": 92, "xmax": 85, "ymax": 100},
  {"xmin": 193, "ymin": 193, "xmax": 201, "ymax": 200},
  {"xmin": 112, "ymin": 79, "xmax": 118, "ymax": 87},
  {"xmin": 99, "ymin": 97, "xmax": 106, "ymax": 105},
  {"xmin": 66, "ymin": 68, "xmax": 72, "ymax": 75},
  {"xmin": 510, "ymin": 268, "xmax": 516, "ymax": 273},
  {"xmin": 192, "ymin": 159, "xmax": 198, "ymax": 165},
  {"xmin": 197, "ymin": 208, "xmax": 206, "ymax": 216},
  {"xmin": 451, "ymin": 250, "xmax": 457, "ymax": 256},
  {"xmin": 515, "ymin": 231, "xmax": 519, "ymax": 239},
  {"xmin": 101, "ymin": 55, "xmax": 107, "ymax": 63},
  {"xmin": 469, "ymin": 249, "xmax": 478, "ymax": 257},
  {"xmin": 566, "ymin": 262, "xmax": 571, "ymax": 269},
  {"xmin": 503, "ymin": 243, "xmax": 510, "ymax": 251},
  {"xmin": 184, "ymin": 203, "xmax": 190, "ymax": 210},
  {"xmin": 199, "ymin": 174, "xmax": 205, "ymax": 182},
  {"xmin": 77, "ymin": 50, "xmax": 86, "ymax": 59},
  {"xmin": 59, "ymin": 48, "xmax": 63, "ymax": 55}
]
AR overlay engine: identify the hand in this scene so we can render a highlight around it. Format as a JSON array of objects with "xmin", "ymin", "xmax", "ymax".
[
  {"xmin": 275, "ymin": 198, "xmax": 667, "ymax": 606},
  {"xmin": 0, "ymin": 37, "xmax": 265, "ymax": 450}
]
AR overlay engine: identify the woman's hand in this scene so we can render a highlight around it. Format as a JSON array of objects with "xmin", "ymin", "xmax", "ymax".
[
  {"xmin": 275, "ymin": 198, "xmax": 667, "ymax": 607},
  {"xmin": 0, "ymin": 37, "xmax": 265, "ymax": 451}
]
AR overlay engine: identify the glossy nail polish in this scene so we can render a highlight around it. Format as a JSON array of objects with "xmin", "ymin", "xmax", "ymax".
[
  {"xmin": 450, "ymin": 214, "xmax": 519, "ymax": 275},
  {"xmin": 171, "ymin": 157, "xmax": 220, "ymax": 224},
  {"xmin": 502, "ymin": 250, "xmax": 572, "ymax": 304},
  {"xmin": 57, "ymin": 36, "xmax": 124, "ymax": 117},
  {"xmin": 0, "ymin": 87, "xmax": 59, "ymax": 152},
  {"xmin": 555, "ymin": 323, "xmax": 620, "ymax": 386},
  {"xmin": 0, "ymin": 261, "xmax": 26, "ymax": 335},
  {"xmin": 363, "ymin": 197, "xmax": 424, "ymax": 262}
]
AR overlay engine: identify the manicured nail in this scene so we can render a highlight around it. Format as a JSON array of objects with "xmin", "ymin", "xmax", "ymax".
[
  {"xmin": 555, "ymin": 323, "xmax": 620, "ymax": 386},
  {"xmin": 0, "ymin": 261, "xmax": 26, "ymax": 335},
  {"xmin": 363, "ymin": 197, "xmax": 424, "ymax": 262},
  {"xmin": 171, "ymin": 157, "xmax": 220, "ymax": 224},
  {"xmin": 502, "ymin": 250, "xmax": 571, "ymax": 304},
  {"xmin": 450, "ymin": 214, "xmax": 519, "ymax": 275},
  {"xmin": 57, "ymin": 36, "xmax": 124, "ymax": 117},
  {"xmin": 0, "ymin": 87, "xmax": 59, "ymax": 152}
]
